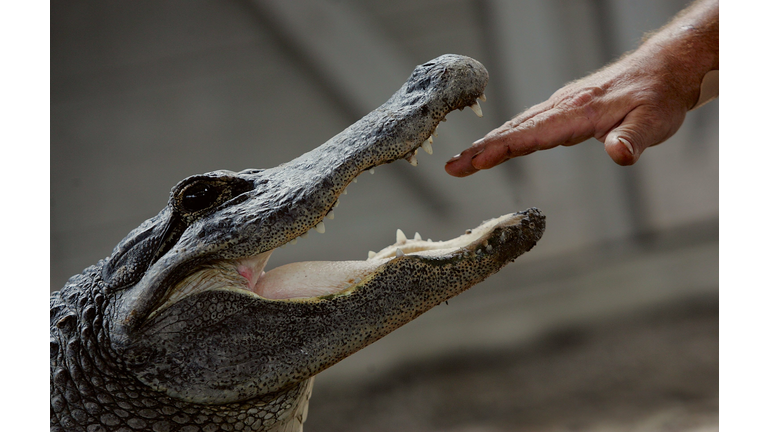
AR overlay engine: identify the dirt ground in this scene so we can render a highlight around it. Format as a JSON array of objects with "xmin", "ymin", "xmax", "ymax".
[{"xmin": 305, "ymin": 296, "xmax": 718, "ymax": 432}]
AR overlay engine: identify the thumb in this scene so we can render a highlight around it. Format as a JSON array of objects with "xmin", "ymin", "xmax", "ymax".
[{"xmin": 604, "ymin": 104, "xmax": 685, "ymax": 166}]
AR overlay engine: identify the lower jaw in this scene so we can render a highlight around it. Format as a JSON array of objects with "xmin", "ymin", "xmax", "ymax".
[{"xmin": 238, "ymin": 212, "xmax": 527, "ymax": 301}]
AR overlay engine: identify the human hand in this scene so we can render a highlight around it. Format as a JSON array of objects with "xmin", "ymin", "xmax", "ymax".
[
  {"xmin": 445, "ymin": 0, "xmax": 718, "ymax": 177},
  {"xmin": 445, "ymin": 54, "xmax": 690, "ymax": 176}
]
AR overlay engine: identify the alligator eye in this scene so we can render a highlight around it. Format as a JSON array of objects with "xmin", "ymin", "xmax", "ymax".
[{"xmin": 180, "ymin": 182, "xmax": 220, "ymax": 213}]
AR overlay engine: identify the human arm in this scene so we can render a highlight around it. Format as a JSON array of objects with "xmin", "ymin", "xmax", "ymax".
[{"xmin": 445, "ymin": 0, "xmax": 719, "ymax": 176}]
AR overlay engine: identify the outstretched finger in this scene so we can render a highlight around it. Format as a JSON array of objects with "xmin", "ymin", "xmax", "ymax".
[
  {"xmin": 444, "ymin": 103, "xmax": 550, "ymax": 177},
  {"xmin": 444, "ymin": 146, "xmax": 483, "ymax": 177},
  {"xmin": 468, "ymin": 106, "xmax": 597, "ymax": 171}
]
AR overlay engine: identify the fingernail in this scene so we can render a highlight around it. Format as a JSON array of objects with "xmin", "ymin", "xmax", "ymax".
[
  {"xmin": 617, "ymin": 137, "xmax": 634, "ymax": 155},
  {"xmin": 447, "ymin": 154, "xmax": 462, "ymax": 163}
]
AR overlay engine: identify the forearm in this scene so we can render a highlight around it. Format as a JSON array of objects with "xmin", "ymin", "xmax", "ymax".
[
  {"xmin": 444, "ymin": 0, "xmax": 719, "ymax": 175},
  {"xmin": 635, "ymin": 0, "xmax": 719, "ymax": 109}
]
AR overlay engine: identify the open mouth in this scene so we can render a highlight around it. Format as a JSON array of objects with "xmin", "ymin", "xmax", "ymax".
[
  {"xmin": 155, "ymin": 91, "xmax": 540, "ymax": 308},
  {"xmin": 159, "ymin": 87, "xmax": 496, "ymax": 308},
  {"xmin": 162, "ymin": 205, "xmax": 531, "ymax": 309},
  {"xmin": 151, "ymin": 77, "xmax": 541, "ymax": 313}
]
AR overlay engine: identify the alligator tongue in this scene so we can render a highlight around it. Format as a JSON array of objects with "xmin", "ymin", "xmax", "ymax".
[
  {"xmin": 252, "ymin": 260, "xmax": 383, "ymax": 300},
  {"xmin": 235, "ymin": 251, "xmax": 274, "ymax": 292}
]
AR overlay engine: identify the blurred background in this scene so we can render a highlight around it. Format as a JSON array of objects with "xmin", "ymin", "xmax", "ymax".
[{"xmin": 51, "ymin": 0, "xmax": 718, "ymax": 431}]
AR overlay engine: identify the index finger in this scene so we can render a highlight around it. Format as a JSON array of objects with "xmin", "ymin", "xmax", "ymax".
[
  {"xmin": 446, "ymin": 102, "xmax": 598, "ymax": 176},
  {"xmin": 444, "ymin": 102, "xmax": 551, "ymax": 177}
]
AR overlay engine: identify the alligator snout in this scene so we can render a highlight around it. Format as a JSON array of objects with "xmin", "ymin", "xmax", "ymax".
[{"xmin": 247, "ymin": 54, "xmax": 489, "ymax": 251}]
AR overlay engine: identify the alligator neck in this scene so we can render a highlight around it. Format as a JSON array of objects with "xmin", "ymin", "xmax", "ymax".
[{"xmin": 51, "ymin": 265, "xmax": 313, "ymax": 432}]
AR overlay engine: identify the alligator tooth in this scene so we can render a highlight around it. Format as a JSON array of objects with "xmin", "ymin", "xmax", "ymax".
[
  {"xmin": 470, "ymin": 101, "xmax": 483, "ymax": 117},
  {"xmin": 342, "ymin": 189, "xmax": 348, "ymax": 195},
  {"xmin": 434, "ymin": 125, "xmax": 439, "ymax": 137},
  {"xmin": 421, "ymin": 139, "xmax": 433, "ymax": 155},
  {"xmin": 352, "ymin": 177, "xmax": 357, "ymax": 183},
  {"xmin": 368, "ymin": 251, "xmax": 376, "ymax": 259},
  {"xmin": 406, "ymin": 152, "xmax": 418, "ymax": 166},
  {"xmin": 396, "ymin": 229, "xmax": 407, "ymax": 244},
  {"xmin": 479, "ymin": 93, "xmax": 487, "ymax": 102},
  {"xmin": 370, "ymin": 168, "xmax": 375, "ymax": 174},
  {"xmin": 290, "ymin": 238, "xmax": 298, "ymax": 245},
  {"xmin": 327, "ymin": 210, "xmax": 335, "ymax": 220},
  {"xmin": 429, "ymin": 135, "xmax": 433, "ymax": 144},
  {"xmin": 396, "ymin": 248, "xmax": 404, "ymax": 258},
  {"xmin": 414, "ymin": 232, "xmax": 422, "ymax": 241},
  {"xmin": 314, "ymin": 221, "xmax": 326, "ymax": 234}
]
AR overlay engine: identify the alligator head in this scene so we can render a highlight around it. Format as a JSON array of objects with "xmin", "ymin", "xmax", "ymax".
[{"xmin": 51, "ymin": 54, "xmax": 545, "ymax": 431}]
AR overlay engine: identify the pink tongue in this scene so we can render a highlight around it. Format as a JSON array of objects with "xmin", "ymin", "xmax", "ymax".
[
  {"xmin": 236, "ymin": 251, "xmax": 274, "ymax": 292},
  {"xmin": 236, "ymin": 265, "xmax": 266, "ymax": 291},
  {"xmin": 236, "ymin": 265, "xmax": 256, "ymax": 285},
  {"xmin": 252, "ymin": 260, "xmax": 385, "ymax": 300}
]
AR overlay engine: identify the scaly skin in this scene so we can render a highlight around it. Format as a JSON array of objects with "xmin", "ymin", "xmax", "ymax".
[{"xmin": 51, "ymin": 55, "xmax": 546, "ymax": 432}]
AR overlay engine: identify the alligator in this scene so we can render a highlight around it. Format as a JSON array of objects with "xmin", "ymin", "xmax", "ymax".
[{"xmin": 51, "ymin": 54, "xmax": 546, "ymax": 432}]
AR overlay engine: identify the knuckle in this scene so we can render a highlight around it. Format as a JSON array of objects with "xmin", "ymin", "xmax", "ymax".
[
  {"xmin": 518, "ymin": 117, "xmax": 538, "ymax": 130},
  {"xmin": 554, "ymin": 86, "xmax": 606, "ymax": 110}
]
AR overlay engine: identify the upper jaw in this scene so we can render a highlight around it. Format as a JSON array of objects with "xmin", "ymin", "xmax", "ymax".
[{"xmin": 114, "ymin": 54, "xmax": 489, "ymax": 331}]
